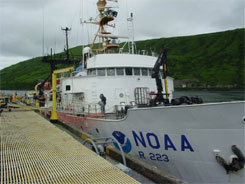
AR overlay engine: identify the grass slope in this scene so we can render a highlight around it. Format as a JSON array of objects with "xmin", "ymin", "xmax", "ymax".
[
  {"xmin": 0, "ymin": 28, "xmax": 244, "ymax": 90},
  {"xmin": 136, "ymin": 28, "xmax": 244, "ymax": 88}
]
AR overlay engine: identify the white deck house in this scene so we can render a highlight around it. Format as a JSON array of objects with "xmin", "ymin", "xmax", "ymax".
[{"xmin": 60, "ymin": 53, "xmax": 174, "ymax": 113}]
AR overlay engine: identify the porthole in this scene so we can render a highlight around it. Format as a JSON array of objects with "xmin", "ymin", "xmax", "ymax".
[{"xmin": 66, "ymin": 85, "xmax": 71, "ymax": 91}]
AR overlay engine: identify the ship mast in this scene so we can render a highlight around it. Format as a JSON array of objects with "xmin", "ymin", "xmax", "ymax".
[{"xmin": 81, "ymin": 0, "xmax": 119, "ymax": 53}]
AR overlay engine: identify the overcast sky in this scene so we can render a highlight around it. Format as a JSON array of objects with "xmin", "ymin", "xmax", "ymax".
[{"xmin": 0, "ymin": 0, "xmax": 244, "ymax": 70}]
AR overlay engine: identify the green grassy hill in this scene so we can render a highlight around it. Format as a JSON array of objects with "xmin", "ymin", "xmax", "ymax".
[
  {"xmin": 0, "ymin": 28, "xmax": 244, "ymax": 90},
  {"xmin": 136, "ymin": 28, "xmax": 244, "ymax": 88}
]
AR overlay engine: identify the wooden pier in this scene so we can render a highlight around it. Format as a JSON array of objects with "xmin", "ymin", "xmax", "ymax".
[{"xmin": 0, "ymin": 111, "xmax": 139, "ymax": 183}]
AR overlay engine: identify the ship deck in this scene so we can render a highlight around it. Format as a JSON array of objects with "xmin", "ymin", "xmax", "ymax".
[{"xmin": 0, "ymin": 111, "xmax": 139, "ymax": 184}]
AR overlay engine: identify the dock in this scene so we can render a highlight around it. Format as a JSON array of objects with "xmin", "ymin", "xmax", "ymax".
[{"xmin": 0, "ymin": 111, "xmax": 139, "ymax": 183}]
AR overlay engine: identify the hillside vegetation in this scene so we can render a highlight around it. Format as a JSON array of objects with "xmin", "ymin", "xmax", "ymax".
[{"xmin": 0, "ymin": 28, "xmax": 244, "ymax": 90}]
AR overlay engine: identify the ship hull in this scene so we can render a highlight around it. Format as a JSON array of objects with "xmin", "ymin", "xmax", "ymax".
[{"xmin": 58, "ymin": 101, "xmax": 245, "ymax": 183}]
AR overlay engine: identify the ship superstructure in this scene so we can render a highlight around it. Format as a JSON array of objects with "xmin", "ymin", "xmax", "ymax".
[
  {"xmin": 43, "ymin": 1, "xmax": 245, "ymax": 183},
  {"xmin": 55, "ymin": 0, "xmax": 174, "ymax": 114}
]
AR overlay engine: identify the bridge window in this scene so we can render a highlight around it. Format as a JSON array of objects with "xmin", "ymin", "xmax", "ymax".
[
  {"xmin": 97, "ymin": 69, "xmax": 105, "ymax": 76},
  {"xmin": 125, "ymin": 67, "xmax": 133, "ymax": 76},
  {"xmin": 134, "ymin": 68, "xmax": 140, "ymax": 76},
  {"xmin": 92, "ymin": 69, "xmax": 96, "ymax": 76},
  {"xmin": 149, "ymin": 68, "xmax": 153, "ymax": 76},
  {"xmin": 87, "ymin": 67, "xmax": 153, "ymax": 77},
  {"xmin": 107, "ymin": 68, "xmax": 115, "ymax": 76},
  {"xmin": 141, "ymin": 68, "xmax": 148, "ymax": 76},
  {"xmin": 87, "ymin": 69, "xmax": 91, "ymax": 76},
  {"xmin": 116, "ymin": 68, "xmax": 124, "ymax": 76},
  {"xmin": 88, "ymin": 69, "xmax": 96, "ymax": 76}
]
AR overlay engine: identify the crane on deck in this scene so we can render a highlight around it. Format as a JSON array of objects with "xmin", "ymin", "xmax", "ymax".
[{"xmin": 151, "ymin": 47, "xmax": 170, "ymax": 106}]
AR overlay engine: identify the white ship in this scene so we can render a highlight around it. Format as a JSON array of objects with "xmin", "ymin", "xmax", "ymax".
[{"xmin": 43, "ymin": 0, "xmax": 245, "ymax": 183}]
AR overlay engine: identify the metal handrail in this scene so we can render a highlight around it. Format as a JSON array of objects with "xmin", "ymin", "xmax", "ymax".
[{"xmin": 83, "ymin": 137, "xmax": 126, "ymax": 166}]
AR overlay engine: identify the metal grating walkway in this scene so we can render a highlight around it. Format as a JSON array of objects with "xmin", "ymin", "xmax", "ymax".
[{"xmin": 0, "ymin": 111, "xmax": 139, "ymax": 184}]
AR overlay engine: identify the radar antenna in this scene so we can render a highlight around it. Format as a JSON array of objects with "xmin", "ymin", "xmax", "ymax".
[{"xmin": 81, "ymin": 0, "xmax": 119, "ymax": 53}]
